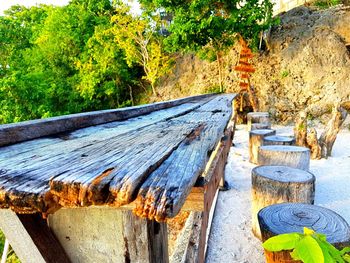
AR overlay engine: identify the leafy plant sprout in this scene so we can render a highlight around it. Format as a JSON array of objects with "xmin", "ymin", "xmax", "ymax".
[{"xmin": 263, "ymin": 227, "xmax": 350, "ymax": 263}]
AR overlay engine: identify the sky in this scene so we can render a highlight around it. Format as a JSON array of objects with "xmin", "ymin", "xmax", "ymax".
[{"xmin": 0, "ymin": 0, "xmax": 141, "ymax": 15}]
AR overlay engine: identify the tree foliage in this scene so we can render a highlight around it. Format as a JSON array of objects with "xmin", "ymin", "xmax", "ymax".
[
  {"xmin": 110, "ymin": 3, "xmax": 173, "ymax": 95},
  {"xmin": 0, "ymin": 0, "xmax": 169, "ymax": 124},
  {"xmin": 139, "ymin": 0, "xmax": 274, "ymax": 55}
]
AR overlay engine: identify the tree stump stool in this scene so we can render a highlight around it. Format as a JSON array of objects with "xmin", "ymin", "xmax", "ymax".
[
  {"xmin": 247, "ymin": 112, "xmax": 271, "ymax": 131},
  {"xmin": 251, "ymin": 166, "xmax": 315, "ymax": 239},
  {"xmin": 263, "ymin": 135, "xmax": 295, "ymax": 146},
  {"xmin": 258, "ymin": 145, "xmax": 310, "ymax": 171},
  {"xmin": 258, "ymin": 203, "xmax": 350, "ymax": 263},
  {"xmin": 249, "ymin": 129, "xmax": 276, "ymax": 164}
]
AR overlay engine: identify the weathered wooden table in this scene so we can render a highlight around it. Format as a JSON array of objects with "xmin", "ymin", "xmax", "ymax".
[{"xmin": 0, "ymin": 94, "xmax": 236, "ymax": 263}]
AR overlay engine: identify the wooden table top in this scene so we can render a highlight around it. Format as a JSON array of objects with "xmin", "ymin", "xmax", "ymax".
[{"xmin": 0, "ymin": 94, "xmax": 235, "ymax": 221}]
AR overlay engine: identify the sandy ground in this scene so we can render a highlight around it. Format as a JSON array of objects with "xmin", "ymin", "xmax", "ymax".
[{"xmin": 205, "ymin": 124, "xmax": 350, "ymax": 263}]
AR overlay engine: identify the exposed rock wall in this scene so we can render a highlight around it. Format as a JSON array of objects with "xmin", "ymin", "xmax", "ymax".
[{"xmin": 157, "ymin": 6, "xmax": 350, "ymax": 123}]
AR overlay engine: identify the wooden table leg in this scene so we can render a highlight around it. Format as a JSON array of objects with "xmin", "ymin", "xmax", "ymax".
[
  {"xmin": 122, "ymin": 211, "xmax": 169, "ymax": 263},
  {"xmin": 48, "ymin": 207, "xmax": 169, "ymax": 263},
  {"xmin": 0, "ymin": 209, "xmax": 70, "ymax": 263}
]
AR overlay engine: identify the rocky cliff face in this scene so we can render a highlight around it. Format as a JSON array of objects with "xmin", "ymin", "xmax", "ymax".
[
  {"xmin": 157, "ymin": 6, "xmax": 350, "ymax": 123},
  {"xmin": 255, "ymin": 5, "xmax": 350, "ymax": 122}
]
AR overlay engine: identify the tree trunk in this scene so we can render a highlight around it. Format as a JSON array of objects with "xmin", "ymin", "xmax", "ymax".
[
  {"xmin": 247, "ymin": 80, "xmax": 259, "ymax": 112},
  {"xmin": 258, "ymin": 145, "xmax": 310, "ymax": 171},
  {"xmin": 294, "ymin": 111, "xmax": 308, "ymax": 147},
  {"xmin": 249, "ymin": 129, "xmax": 276, "ymax": 164},
  {"xmin": 252, "ymin": 166, "xmax": 315, "ymax": 239},
  {"xmin": 216, "ymin": 52, "xmax": 223, "ymax": 93},
  {"xmin": 151, "ymin": 83, "xmax": 157, "ymax": 96},
  {"xmin": 128, "ymin": 85, "xmax": 134, "ymax": 106},
  {"xmin": 306, "ymin": 128, "xmax": 321, "ymax": 159},
  {"xmin": 319, "ymin": 105, "xmax": 348, "ymax": 158}
]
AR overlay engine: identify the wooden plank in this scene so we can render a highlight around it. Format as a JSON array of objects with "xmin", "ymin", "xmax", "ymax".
[
  {"xmin": 0, "ymin": 94, "xmax": 214, "ymax": 147},
  {"xmin": 123, "ymin": 211, "xmax": 169, "ymax": 263},
  {"xmin": 0, "ymin": 100, "xmax": 208, "ymax": 161},
  {"xmin": 0, "ymin": 209, "xmax": 70, "ymax": 263},
  {"xmin": 133, "ymin": 95, "xmax": 235, "ymax": 221}
]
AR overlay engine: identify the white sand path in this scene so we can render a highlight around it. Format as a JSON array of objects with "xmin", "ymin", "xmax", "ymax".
[{"xmin": 205, "ymin": 125, "xmax": 350, "ymax": 263}]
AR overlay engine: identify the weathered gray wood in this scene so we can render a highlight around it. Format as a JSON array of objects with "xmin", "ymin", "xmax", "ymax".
[
  {"xmin": 257, "ymin": 145, "xmax": 310, "ymax": 171},
  {"xmin": 247, "ymin": 112, "xmax": 271, "ymax": 131},
  {"xmin": 122, "ymin": 211, "xmax": 169, "ymax": 263},
  {"xmin": 0, "ymin": 94, "xmax": 214, "ymax": 147},
  {"xmin": 249, "ymin": 129, "xmax": 276, "ymax": 164},
  {"xmin": 0, "ymin": 210, "xmax": 46, "ymax": 263},
  {"xmin": 48, "ymin": 207, "xmax": 168, "ymax": 263},
  {"xmin": 0, "ymin": 209, "xmax": 70, "ymax": 263},
  {"xmin": 169, "ymin": 212, "xmax": 202, "ymax": 263},
  {"xmin": 251, "ymin": 166, "xmax": 315, "ymax": 239},
  {"xmin": 133, "ymin": 96, "xmax": 234, "ymax": 221},
  {"xmin": 0, "ymin": 94, "xmax": 236, "ymax": 222},
  {"xmin": 263, "ymin": 135, "xmax": 295, "ymax": 146},
  {"xmin": 258, "ymin": 203, "xmax": 350, "ymax": 246}
]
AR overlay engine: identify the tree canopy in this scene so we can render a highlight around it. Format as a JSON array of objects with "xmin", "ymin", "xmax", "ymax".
[{"xmin": 139, "ymin": 0, "xmax": 274, "ymax": 55}]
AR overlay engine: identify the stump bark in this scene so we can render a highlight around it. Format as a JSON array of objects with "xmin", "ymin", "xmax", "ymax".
[
  {"xmin": 249, "ymin": 129, "xmax": 276, "ymax": 164},
  {"xmin": 247, "ymin": 112, "xmax": 271, "ymax": 131},
  {"xmin": 258, "ymin": 203, "xmax": 350, "ymax": 263},
  {"xmin": 258, "ymin": 145, "xmax": 310, "ymax": 171},
  {"xmin": 251, "ymin": 166, "xmax": 315, "ymax": 239},
  {"xmin": 263, "ymin": 135, "xmax": 295, "ymax": 146}
]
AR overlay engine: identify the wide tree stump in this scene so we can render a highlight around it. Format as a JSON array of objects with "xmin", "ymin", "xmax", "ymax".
[
  {"xmin": 247, "ymin": 112, "xmax": 271, "ymax": 131},
  {"xmin": 258, "ymin": 145, "xmax": 310, "ymax": 171},
  {"xmin": 251, "ymin": 166, "xmax": 315, "ymax": 239},
  {"xmin": 258, "ymin": 203, "xmax": 350, "ymax": 263},
  {"xmin": 263, "ymin": 135, "xmax": 295, "ymax": 146},
  {"xmin": 249, "ymin": 129, "xmax": 276, "ymax": 164}
]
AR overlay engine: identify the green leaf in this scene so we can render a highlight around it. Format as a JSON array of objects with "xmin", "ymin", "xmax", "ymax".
[
  {"xmin": 341, "ymin": 248, "xmax": 350, "ymax": 255},
  {"xmin": 304, "ymin": 227, "xmax": 315, "ymax": 236},
  {"xmin": 315, "ymin": 238, "xmax": 337, "ymax": 263},
  {"xmin": 343, "ymin": 254, "xmax": 350, "ymax": 263},
  {"xmin": 318, "ymin": 239, "xmax": 344, "ymax": 262},
  {"xmin": 293, "ymin": 236, "xmax": 324, "ymax": 263},
  {"xmin": 263, "ymin": 233, "xmax": 301, "ymax": 252}
]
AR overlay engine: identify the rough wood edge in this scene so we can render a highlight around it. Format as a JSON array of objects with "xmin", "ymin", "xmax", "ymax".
[
  {"xmin": 0, "ymin": 94, "xmax": 216, "ymax": 147},
  {"xmin": 120, "ymin": 187, "xmax": 205, "ymax": 212}
]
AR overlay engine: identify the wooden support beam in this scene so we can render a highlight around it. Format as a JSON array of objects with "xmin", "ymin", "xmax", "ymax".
[
  {"xmin": 196, "ymin": 122, "xmax": 234, "ymax": 263},
  {"xmin": 123, "ymin": 211, "xmax": 169, "ymax": 263},
  {"xmin": 0, "ymin": 209, "xmax": 70, "ymax": 263},
  {"xmin": 48, "ymin": 207, "xmax": 169, "ymax": 263}
]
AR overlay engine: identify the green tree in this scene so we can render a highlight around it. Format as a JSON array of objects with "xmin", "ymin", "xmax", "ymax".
[
  {"xmin": 0, "ymin": 1, "xmax": 139, "ymax": 124},
  {"xmin": 139, "ymin": 0, "xmax": 274, "ymax": 92},
  {"xmin": 110, "ymin": 3, "xmax": 173, "ymax": 96}
]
